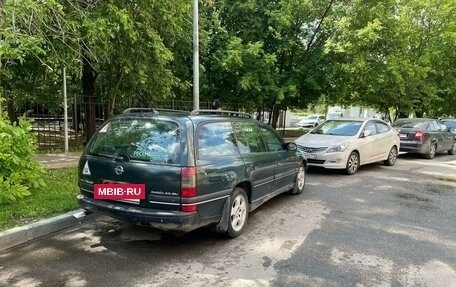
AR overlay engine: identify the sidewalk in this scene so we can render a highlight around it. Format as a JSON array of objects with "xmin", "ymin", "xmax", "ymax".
[{"xmin": 35, "ymin": 151, "xmax": 82, "ymax": 169}]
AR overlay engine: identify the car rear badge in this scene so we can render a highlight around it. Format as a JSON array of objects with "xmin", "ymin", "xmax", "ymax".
[
  {"xmin": 115, "ymin": 166, "xmax": 124, "ymax": 175},
  {"xmin": 83, "ymin": 161, "xmax": 91, "ymax": 175}
]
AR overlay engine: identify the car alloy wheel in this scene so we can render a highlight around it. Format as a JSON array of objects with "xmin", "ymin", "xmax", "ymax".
[
  {"xmin": 426, "ymin": 142, "xmax": 436, "ymax": 159},
  {"xmin": 226, "ymin": 188, "xmax": 249, "ymax": 238},
  {"xmin": 384, "ymin": 146, "xmax": 398, "ymax": 166},
  {"xmin": 449, "ymin": 142, "xmax": 456, "ymax": 155},
  {"xmin": 346, "ymin": 151, "xmax": 360, "ymax": 175},
  {"xmin": 290, "ymin": 164, "xmax": 306, "ymax": 194}
]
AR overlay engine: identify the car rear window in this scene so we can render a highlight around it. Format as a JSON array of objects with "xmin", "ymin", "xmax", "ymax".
[
  {"xmin": 87, "ymin": 118, "xmax": 181, "ymax": 164},
  {"xmin": 392, "ymin": 119, "xmax": 428, "ymax": 129}
]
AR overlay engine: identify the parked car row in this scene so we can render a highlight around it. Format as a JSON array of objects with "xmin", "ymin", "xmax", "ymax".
[
  {"xmin": 295, "ymin": 117, "xmax": 456, "ymax": 174},
  {"xmin": 76, "ymin": 110, "xmax": 455, "ymax": 238}
]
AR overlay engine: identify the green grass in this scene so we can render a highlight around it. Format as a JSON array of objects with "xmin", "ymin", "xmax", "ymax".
[{"xmin": 0, "ymin": 167, "xmax": 80, "ymax": 232}]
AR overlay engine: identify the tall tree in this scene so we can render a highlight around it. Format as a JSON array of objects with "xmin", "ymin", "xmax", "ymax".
[
  {"xmin": 323, "ymin": 0, "xmax": 456, "ymax": 119},
  {"xmin": 200, "ymin": 0, "xmax": 335, "ymax": 127}
]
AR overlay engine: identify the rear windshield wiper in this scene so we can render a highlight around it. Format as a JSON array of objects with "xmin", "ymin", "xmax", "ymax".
[{"xmin": 88, "ymin": 153, "xmax": 129, "ymax": 161}]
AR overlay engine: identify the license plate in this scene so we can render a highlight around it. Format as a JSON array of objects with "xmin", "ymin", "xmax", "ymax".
[
  {"xmin": 399, "ymin": 134, "xmax": 407, "ymax": 139},
  {"xmin": 305, "ymin": 153, "xmax": 317, "ymax": 159}
]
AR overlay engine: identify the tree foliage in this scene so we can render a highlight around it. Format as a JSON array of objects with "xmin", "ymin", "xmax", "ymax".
[
  {"xmin": 1, "ymin": 0, "xmax": 456, "ymax": 122},
  {"xmin": 323, "ymin": 0, "xmax": 456, "ymax": 119},
  {"xmin": 0, "ymin": 115, "xmax": 45, "ymax": 203}
]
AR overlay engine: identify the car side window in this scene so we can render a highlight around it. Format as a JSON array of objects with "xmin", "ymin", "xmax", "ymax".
[
  {"xmin": 435, "ymin": 121, "xmax": 447, "ymax": 131},
  {"xmin": 439, "ymin": 122, "xmax": 450, "ymax": 131},
  {"xmin": 428, "ymin": 122, "xmax": 439, "ymax": 132},
  {"xmin": 375, "ymin": 121, "xmax": 390, "ymax": 134},
  {"xmin": 232, "ymin": 122, "xmax": 267, "ymax": 154},
  {"xmin": 198, "ymin": 122, "xmax": 238, "ymax": 159},
  {"xmin": 258, "ymin": 126, "xmax": 285, "ymax": 151},
  {"xmin": 364, "ymin": 122, "xmax": 377, "ymax": 135}
]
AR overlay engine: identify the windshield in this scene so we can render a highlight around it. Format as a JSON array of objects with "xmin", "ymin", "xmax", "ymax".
[
  {"xmin": 87, "ymin": 118, "xmax": 181, "ymax": 164},
  {"xmin": 306, "ymin": 115, "xmax": 318, "ymax": 120},
  {"xmin": 310, "ymin": 120, "xmax": 362, "ymax": 136}
]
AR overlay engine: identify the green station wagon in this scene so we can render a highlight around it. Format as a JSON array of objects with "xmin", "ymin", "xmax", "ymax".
[{"xmin": 77, "ymin": 109, "xmax": 306, "ymax": 237}]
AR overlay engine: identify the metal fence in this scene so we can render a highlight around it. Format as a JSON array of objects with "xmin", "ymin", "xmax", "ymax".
[{"xmin": 16, "ymin": 96, "xmax": 222, "ymax": 151}]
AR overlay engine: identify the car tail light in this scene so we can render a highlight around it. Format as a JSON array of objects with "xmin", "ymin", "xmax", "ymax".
[
  {"xmin": 181, "ymin": 167, "xmax": 197, "ymax": 212},
  {"xmin": 413, "ymin": 130, "xmax": 425, "ymax": 141}
]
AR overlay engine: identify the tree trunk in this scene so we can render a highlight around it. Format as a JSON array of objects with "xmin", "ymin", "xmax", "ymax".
[
  {"xmin": 82, "ymin": 55, "xmax": 97, "ymax": 143},
  {"xmin": 397, "ymin": 109, "xmax": 408, "ymax": 119},
  {"xmin": 271, "ymin": 104, "xmax": 281, "ymax": 129},
  {"xmin": 6, "ymin": 92, "xmax": 17, "ymax": 124},
  {"xmin": 104, "ymin": 96, "xmax": 116, "ymax": 120}
]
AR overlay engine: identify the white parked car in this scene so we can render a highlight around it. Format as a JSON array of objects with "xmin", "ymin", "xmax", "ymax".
[
  {"xmin": 295, "ymin": 118, "xmax": 400, "ymax": 174},
  {"xmin": 297, "ymin": 114, "xmax": 326, "ymax": 128}
]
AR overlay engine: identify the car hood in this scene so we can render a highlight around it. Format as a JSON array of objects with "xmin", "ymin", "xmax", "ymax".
[{"xmin": 295, "ymin": 134, "xmax": 353, "ymax": 147}]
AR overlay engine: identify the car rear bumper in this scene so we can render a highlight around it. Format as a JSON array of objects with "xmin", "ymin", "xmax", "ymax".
[
  {"xmin": 399, "ymin": 141, "xmax": 427, "ymax": 154},
  {"xmin": 77, "ymin": 195, "xmax": 218, "ymax": 232}
]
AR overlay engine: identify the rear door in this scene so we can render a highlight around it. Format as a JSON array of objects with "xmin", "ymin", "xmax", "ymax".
[
  {"xmin": 195, "ymin": 121, "xmax": 246, "ymax": 216},
  {"xmin": 437, "ymin": 121, "xmax": 454, "ymax": 150},
  {"xmin": 428, "ymin": 121, "xmax": 446, "ymax": 152},
  {"xmin": 80, "ymin": 117, "xmax": 183, "ymax": 211},
  {"xmin": 374, "ymin": 121, "xmax": 396, "ymax": 159},
  {"xmin": 232, "ymin": 121, "xmax": 276, "ymax": 202}
]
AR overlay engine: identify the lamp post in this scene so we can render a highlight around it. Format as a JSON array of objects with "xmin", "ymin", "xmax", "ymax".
[
  {"xmin": 63, "ymin": 66, "xmax": 68, "ymax": 153},
  {"xmin": 193, "ymin": 0, "xmax": 199, "ymax": 110}
]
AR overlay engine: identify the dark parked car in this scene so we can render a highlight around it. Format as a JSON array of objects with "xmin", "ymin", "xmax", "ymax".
[
  {"xmin": 77, "ymin": 108, "xmax": 306, "ymax": 238},
  {"xmin": 392, "ymin": 118, "xmax": 456, "ymax": 159}
]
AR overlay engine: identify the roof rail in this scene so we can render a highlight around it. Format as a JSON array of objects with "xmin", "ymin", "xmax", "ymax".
[
  {"xmin": 122, "ymin": 108, "xmax": 190, "ymax": 115},
  {"xmin": 189, "ymin": 109, "xmax": 252, "ymax": 118},
  {"xmin": 122, "ymin": 108, "xmax": 158, "ymax": 114},
  {"xmin": 153, "ymin": 108, "xmax": 189, "ymax": 114}
]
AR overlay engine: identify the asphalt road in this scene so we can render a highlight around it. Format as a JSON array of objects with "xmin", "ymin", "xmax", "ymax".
[{"xmin": 1, "ymin": 153, "xmax": 455, "ymax": 287}]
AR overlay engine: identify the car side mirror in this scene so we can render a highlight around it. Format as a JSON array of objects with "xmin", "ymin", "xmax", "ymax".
[
  {"xmin": 362, "ymin": 130, "xmax": 371, "ymax": 138},
  {"xmin": 286, "ymin": 142, "xmax": 297, "ymax": 151}
]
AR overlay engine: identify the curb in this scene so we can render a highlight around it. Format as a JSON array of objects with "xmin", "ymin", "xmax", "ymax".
[{"xmin": 0, "ymin": 210, "xmax": 92, "ymax": 252}]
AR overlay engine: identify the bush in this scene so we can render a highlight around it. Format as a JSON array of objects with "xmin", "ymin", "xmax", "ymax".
[{"xmin": 0, "ymin": 115, "xmax": 46, "ymax": 203}]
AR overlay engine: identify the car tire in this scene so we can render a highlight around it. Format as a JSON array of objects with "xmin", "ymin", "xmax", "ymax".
[
  {"xmin": 425, "ymin": 142, "xmax": 437, "ymax": 159},
  {"xmin": 345, "ymin": 151, "xmax": 360, "ymax": 175},
  {"xmin": 448, "ymin": 142, "xmax": 456, "ymax": 155},
  {"xmin": 225, "ymin": 187, "xmax": 249, "ymax": 238},
  {"xmin": 289, "ymin": 163, "xmax": 306, "ymax": 195},
  {"xmin": 384, "ymin": 146, "xmax": 398, "ymax": 166}
]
